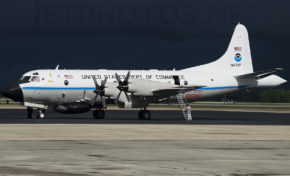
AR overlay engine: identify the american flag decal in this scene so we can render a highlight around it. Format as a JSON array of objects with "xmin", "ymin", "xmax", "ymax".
[
  {"xmin": 64, "ymin": 75, "xmax": 73, "ymax": 79},
  {"xmin": 234, "ymin": 47, "xmax": 242, "ymax": 52}
]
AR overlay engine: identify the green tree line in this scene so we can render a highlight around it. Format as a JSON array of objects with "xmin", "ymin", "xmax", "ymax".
[
  {"xmin": 259, "ymin": 89, "xmax": 290, "ymax": 103},
  {"xmin": 226, "ymin": 89, "xmax": 290, "ymax": 103}
]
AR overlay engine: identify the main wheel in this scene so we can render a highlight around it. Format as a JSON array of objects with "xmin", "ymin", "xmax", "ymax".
[
  {"xmin": 138, "ymin": 110, "xmax": 151, "ymax": 120},
  {"xmin": 138, "ymin": 111, "xmax": 144, "ymax": 119},
  {"xmin": 93, "ymin": 110, "xmax": 105, "ymax": 119}
]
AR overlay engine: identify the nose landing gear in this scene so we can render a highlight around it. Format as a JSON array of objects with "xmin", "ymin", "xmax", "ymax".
[
  {"xmin": 27, "ymin": 107, "xmax": 33, "ymax": 119},
  {"xmin": 26, "ymin": 107, "xmax": 45, "ymax": 119},
  {"xmin": 37, "ymin": 108, "xmax": 45, "ymax": 119}
]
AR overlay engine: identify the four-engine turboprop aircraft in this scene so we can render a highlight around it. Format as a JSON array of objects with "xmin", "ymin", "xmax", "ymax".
[{"xmin": 2, "ymin": 24, "xmax": 287, "ymax": 120}]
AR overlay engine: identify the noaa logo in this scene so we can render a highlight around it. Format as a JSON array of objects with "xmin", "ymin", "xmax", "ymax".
[{"xmin": 234, "ymin": 53, "xmax": 242, "ymax": 62}]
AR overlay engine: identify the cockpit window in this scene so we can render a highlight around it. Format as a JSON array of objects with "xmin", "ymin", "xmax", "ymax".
[
  {"xmin": 19, "ymin": 76, "xmax": 31, "ymax": 83},
  {"xmin": 31, "ymin": 76, "xmax": 40, "ymax": 82},
  {"xmin": 33, "ymin": 72, "xmax": 39, "ymax": 75}
]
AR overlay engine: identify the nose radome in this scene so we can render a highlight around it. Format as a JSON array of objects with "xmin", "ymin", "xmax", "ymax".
[{"xmin": 2, "ymin": 84, "xmax": 24, "ymax": 102}]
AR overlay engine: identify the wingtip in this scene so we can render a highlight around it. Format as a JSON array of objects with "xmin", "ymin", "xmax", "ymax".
[
  {"xmin": 276, "ymin": 68, "xmax": 284, "ymax": 71},
  {"xmin": 280, "ymin": 77, "xmax": 287, "ymax": 85}
]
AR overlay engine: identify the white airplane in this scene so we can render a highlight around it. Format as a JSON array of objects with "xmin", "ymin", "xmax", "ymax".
[{"xmin": 2, "ymin": 23, "xmax": 287, "ymax": 120}]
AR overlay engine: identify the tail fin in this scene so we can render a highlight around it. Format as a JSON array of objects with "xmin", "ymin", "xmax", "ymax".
[{"xmin": 183, "ymin": 23, "xmax": 254, "ymax": 75}]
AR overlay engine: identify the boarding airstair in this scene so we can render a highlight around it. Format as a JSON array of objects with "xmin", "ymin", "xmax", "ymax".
[{"xmin": 176, "ymin": 94, "xmax": 189, "ymax": 120}]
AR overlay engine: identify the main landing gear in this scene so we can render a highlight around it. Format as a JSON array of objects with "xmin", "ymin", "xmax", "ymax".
[
  {"xmin": 92, "ymin": 108, "xmax": 151, "ymax": 120},
  {"xmin": 26, "ymin": 107, "xmax": 45, "ymax": 119},
  {"xmin": 138, "ymin": 107, "xmax": 151, "ymax": 120},
  {"xmin": 93, "ymin": 109, "xmax": 105, "ymax": 119}
]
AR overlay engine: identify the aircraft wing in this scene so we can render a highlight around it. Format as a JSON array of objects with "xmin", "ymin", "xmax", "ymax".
[
  {"xmin": 152, "ymin": 86, "xmax": 204, "ymax": 97},
  {"xmin": 235, "ymin": 68, "xmax": 284, "ymax": 80},
  {"xmin": 128, "ymin": 79, "xmax": 205, "ymax": 97}
]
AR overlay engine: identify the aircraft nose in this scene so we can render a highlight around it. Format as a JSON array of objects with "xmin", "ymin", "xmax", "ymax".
[{"xmin": 2, "ymin": 84, "xmax": 24, "ymax": 102}]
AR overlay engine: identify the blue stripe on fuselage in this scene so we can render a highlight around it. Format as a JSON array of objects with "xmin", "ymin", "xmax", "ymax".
[
  {"xmin": 22, "ymin": 87, "xmax": 95, "ymax": 90},
  {"xmin": 22, "ymin": 86, "xmax": 248, "ymax": 90},
  {"xmin": 199, "ymin": 85, "xmax": 247, "ymax": 90}
]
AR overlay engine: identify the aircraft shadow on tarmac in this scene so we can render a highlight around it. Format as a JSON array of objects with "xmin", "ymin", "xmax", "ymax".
[{"xmin": 0, "ymin": 109, "xmax": 289, "ymax": 125}]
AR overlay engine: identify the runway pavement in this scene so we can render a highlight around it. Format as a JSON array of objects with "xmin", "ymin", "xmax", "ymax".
[
  {"xmin": 0, "ymin": 109, "xmax": 289, "ymax": 125},
  {"xmin": 0, "ymin": 109, "xmax": 289, "ymax": 175}
]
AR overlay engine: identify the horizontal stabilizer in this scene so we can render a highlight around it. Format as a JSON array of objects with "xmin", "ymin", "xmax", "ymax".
[{"xmin": 235, "ymin": 68, "xmax": 284, "ymax": 80}]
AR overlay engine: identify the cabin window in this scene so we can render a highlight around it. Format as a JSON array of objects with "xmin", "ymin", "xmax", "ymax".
[
  {"xmin": 184, "ymin": 80, "xmax": 188, "ymax": 85},
  {"xmin": 19, "ymin": 76, "xmax": 31, "ymax": 83},
  {"xmin": 64, "ymin": 80, "xmax": 69, "ymax": 86},
  {"xmin": 31, "ymin": 76, "xmax": 40, "ymax": 82}
]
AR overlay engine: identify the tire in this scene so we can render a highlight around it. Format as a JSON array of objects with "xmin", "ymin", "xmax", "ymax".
[
  {"xmin": 138, "ymin": 111, "xmax": 144, "ymax": 120},
  {"xmin": 143, "ymin": 110, "xmax": 151, "ymax": 120},
  {"xmin": 93, "ymin": 110, "xmax": 105, "ymax": 119},
  {"xmin": 36, "ymin": 109, "xmax": 45, "ymax": 119},
  {"xmin": 39, "ymin": 113, "xmax": 45, "ymax": 119},
  {"xmin": 138, "ymin": 110, "xmax": 151, "ymax": 120}
]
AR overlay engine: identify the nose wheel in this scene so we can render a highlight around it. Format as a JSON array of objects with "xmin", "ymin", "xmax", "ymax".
[
  {"xmin": 37, "ymin": 108, "xmax": 45, "ymax": 119},
  {"xmin": 26, "ymin": 108, "xmax": 45, "ymax": 119},
  {"xmin": 138, "ymin": 108, "xmax": 151, "ymax": 120}
]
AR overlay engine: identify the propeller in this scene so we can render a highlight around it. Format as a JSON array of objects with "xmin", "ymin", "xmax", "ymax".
[
  {"xmin": 92, "ymin": 75, "xmax": 107, "ymax": 108},
  {"xmin": 115, "ymin": 71, "xmax": 131, "ymax": 103}
]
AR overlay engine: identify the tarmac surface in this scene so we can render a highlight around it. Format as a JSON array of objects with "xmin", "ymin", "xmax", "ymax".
[
  {"xmin": 0, "ymin": 109, "xmax": 290, "ymax": 176},
  {"xmin": 0, "ymin": 109, "xmax": 290, "ymax": 125}
]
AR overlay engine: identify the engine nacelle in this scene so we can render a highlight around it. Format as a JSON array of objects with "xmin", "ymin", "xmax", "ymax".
[
  {"xmin": 127, "ymin": 79, "xmax": 158, "ymax": 96},
  {"xmin": 118, "ymin": 101, "xmax": 149, "ymax": 109},
  {"xmin": 53, "ymin": 102, "xmax": 91, "ymax": 114},
  {"xmin": 104, "ymin": 82, "xmax": 119, "ymax": 98}
]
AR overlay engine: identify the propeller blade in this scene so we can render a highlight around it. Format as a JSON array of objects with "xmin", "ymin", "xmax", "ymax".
[
  {"xmin": 114, "ymin": 71, "xmax": 131, "ymax": 103},
  {"xmin": 100, "ymin": 96, "xmax": 106, "ymax": 108},
  {"xmin": 100, "ymin": 77, "xmax": 107, "ymax": 90},
  {"xmin": 91, "ymin": 76, "xmax": 108, "ymax": 108},
  {"xmin": 92, "ymin": 95, "xmax": 98, "ymax": 105},
  {"xmin": 116, "ymin": 91, "xmax": 122, "ymax": 103},
  {"xmin": 92, "ymin": 75, "xmax": 99, "ymax": 89},
  {"xmin": 124, "ymin": 71, "xmax": 130, "ymax": 84},
  {"xmin": 115, "ymin": 73, "xmax": 121, "ymax": 84},
  {"xmin": 101, "ymin": 77, "xmax": 108, "ymax": 87},
  {"xmin": 124, "ymin": 92, "xmax": 131, "ymax": 102}
]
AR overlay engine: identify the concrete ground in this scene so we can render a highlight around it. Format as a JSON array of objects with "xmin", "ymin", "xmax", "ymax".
[
  {"xmin": 1, "ymin": 104, "xmax": 290, "ymax": 114},
  {"xmin": 0, "ymin": 109, "xmax": 290, "ymax": 176}
]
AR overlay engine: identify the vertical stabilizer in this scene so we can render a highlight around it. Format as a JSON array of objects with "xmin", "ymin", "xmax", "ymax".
[{"xmin": 183, "ymin": 23, "xmax": 254, "ymax": 75}]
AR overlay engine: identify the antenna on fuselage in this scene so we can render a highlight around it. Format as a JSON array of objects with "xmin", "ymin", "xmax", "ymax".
[{"xmin": 55, "ymin": 65, "xmax": 59, "ymax": 70}]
